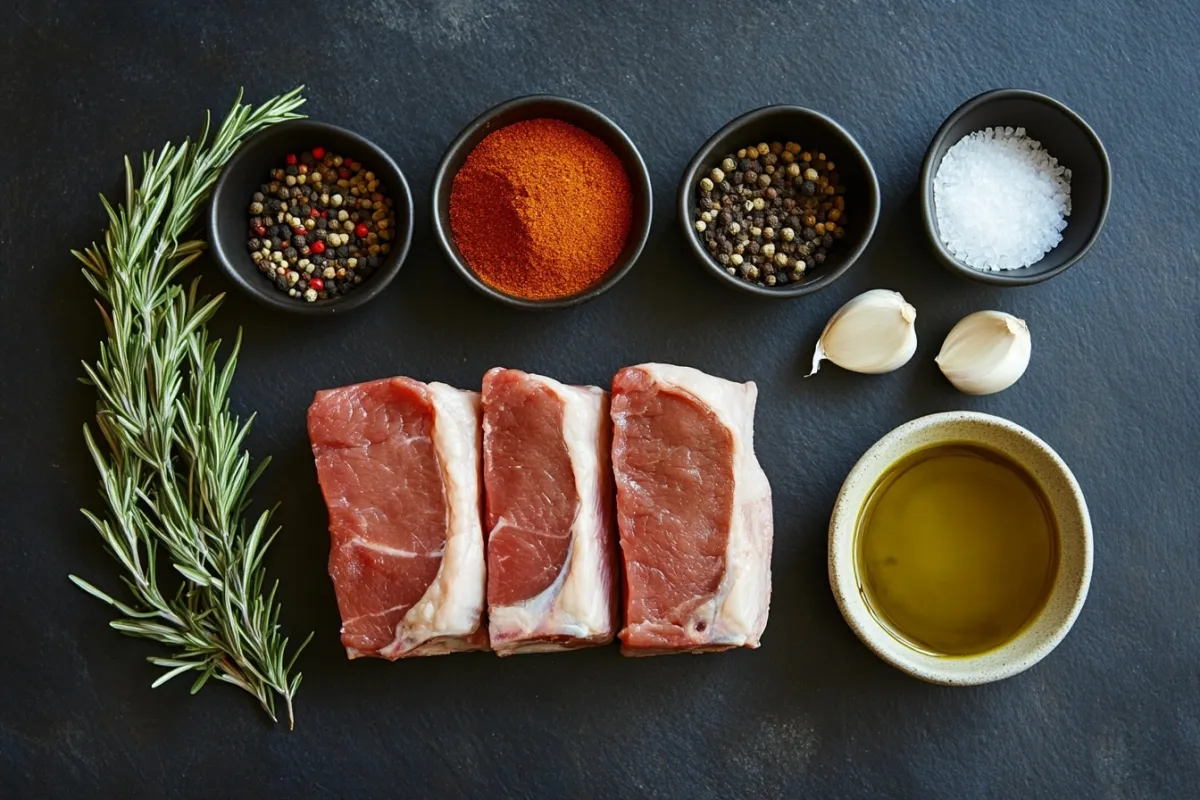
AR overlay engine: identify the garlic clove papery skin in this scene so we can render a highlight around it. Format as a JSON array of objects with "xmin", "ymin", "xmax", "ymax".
[
  {"xmin": 808, "ymin": 289, "xmax": 918, "ymax": 376},
  {"xmin": 936, "ymin": 310, "xmax": 1032, "ymax": 395}
]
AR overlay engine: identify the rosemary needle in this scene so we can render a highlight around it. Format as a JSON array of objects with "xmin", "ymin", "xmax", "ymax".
[{"xmin": 70, "ymin": 87, "xmax": 312, "ymax": 727}]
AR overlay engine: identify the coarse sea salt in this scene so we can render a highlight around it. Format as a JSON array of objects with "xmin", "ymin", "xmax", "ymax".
[{"xmin": 933, "ymin": 126, "xmax": 1071, "ymax": 271}]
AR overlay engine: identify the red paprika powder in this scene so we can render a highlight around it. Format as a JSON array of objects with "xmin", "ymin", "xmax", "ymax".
[{"xmin": 449, "ymin": 118, "xmax": 633, "ymax": 300}]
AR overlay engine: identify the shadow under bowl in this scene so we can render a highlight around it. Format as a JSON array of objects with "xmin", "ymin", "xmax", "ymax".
[
  {"xmin": 677, "ymin": 105, "xmax": 881, "ymax": 298},
  {"xmin": 430, "ymin": 95, "xmax": 653, "ymax": 310},
  {"xmin": 209, "ymin": 119, "xmax": 413, "ymax": 315},
  {"xmin": 919, "ymin": 89, "xmax": 1111, "ymax": 286}
]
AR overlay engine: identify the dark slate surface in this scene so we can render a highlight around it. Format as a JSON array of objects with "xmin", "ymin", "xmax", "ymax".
[{"xmin": 3, "ymin": 1, "xmax": 1198, "ymax": 797}]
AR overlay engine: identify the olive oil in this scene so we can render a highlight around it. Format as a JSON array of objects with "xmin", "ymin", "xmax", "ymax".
[{"xmin": 856, "ymin": 443, "xmax": 1058, "ymax": 656}]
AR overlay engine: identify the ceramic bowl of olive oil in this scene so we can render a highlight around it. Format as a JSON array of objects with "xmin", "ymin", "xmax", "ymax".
[{"xmin": 828, "ymin": 411, "xmax": 1093, "ymax": 685}]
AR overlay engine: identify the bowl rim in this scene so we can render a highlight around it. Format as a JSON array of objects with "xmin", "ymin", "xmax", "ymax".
[
  {"xmin": 827, "ymin": 411, "xmax": 1094, "ymax": 685},
  {"xmin": 918, "ymin": 88, "xmax": 1112, "ymax": 287},
  {"xmin": 676, "ymin": 104, "xmax": 881, "ymax": 298},
  {"xmin": 208, "ymin": 118, "xmax": 414, "ymax": 316},
  {"xmin": 430, "ymin": 93, "xmax": 653, "ymax": 310}
]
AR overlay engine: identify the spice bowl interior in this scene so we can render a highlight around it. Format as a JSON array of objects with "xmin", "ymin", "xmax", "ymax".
[
  {"xmin": 431, "ymin": 94, "xmax": 653, "ymax": 310},
  {"xmin": 828, "ymin": 411, "xmax": 1093, "ymax": 686},
  {"xmin": 678, "ymin": 105, "xmax": 880, "ymax": 298},
  {"xmin": 919, "ymin": 89, "xmax": 1112, "ymax": 286},
  {"xmin": 208, "ymin": 119, "xmax": 414, "ymax": 315}
]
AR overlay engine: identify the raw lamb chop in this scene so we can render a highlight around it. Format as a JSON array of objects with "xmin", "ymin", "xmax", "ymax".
[
  {"xmin": 610, "ymin": 363, "xmax": 773, "ymax": 655},
  {"xmin": 308, "ymin": 377, "xmax": 487, "ymax": 659},
  {"xmin": 482, "ymin": 368, "xmax": 618, "ymax": 655}
]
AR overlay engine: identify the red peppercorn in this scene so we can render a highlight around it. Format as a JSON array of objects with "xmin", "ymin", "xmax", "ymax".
[
  {"xmin": 312, "ymin": 146, "xmax": 326, "ymax": 160},
  {"xmin": 294, "ymin": 226, "xmax": 306, "ymax": 236},
  {"xmin": 309, "ymin": 208, "xmax": 320, "ymax": 218},
  {"xmin": 286, "ymin": 153, "xmax": 298, "ymax": 165},
  {"xmin": 309, "ymin": 277, "xmax": 325, "ymax": 291},
  {"xmin": 254, "ymin": 225, "xmax": 267, "ymax": 237},
  {"xmin": 339, "ymin": 168, "xmax": 351, "ymax": 180},
  {"xmin": 320, "ymin": 210, "xmax": 328, "ymax": 218},
  {"xmin": 310, "ymin": 241, "xmax": 326, "ymax": 254},
  {"xmin": 354, "ymin": 223, "xmax": 369, "ymax": 238}
]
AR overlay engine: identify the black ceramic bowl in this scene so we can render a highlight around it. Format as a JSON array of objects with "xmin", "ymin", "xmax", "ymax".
[
  {"xmin": 919, "ymin": 89, "xmax": 1111, "ymax": 286},
  {"xmin": 678, "ymin": 106, "xmax": 880, "ymax": 298},
  {"xmin": 209, "ymin": 120, "xmax": 413, "ymax": 315},
  {"xmin": 431, "ymin": 95, "xmax": 653, "ymax": 310}
]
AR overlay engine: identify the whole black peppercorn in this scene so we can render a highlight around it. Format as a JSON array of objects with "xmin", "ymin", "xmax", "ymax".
[
  {"xmin": 284, "ymin": 247, "xmax": 298, "ymax": 261},
  {"xmin": 247, "ymin": 238, "xmax": 261, "ymax": 251},
  {"xmin": 803, "ymin": 227, "xmax": 817, "ymax": 241},
  {"xmin": 814, "ymin": 252, "xmax": 827, "ymax": 264},
  {"xmin": 801, "ymin": 181, "xmax": 816, "ymax": 196},
  {"xmin": 822, "ymin": 233, "xmax": 834, "ymax": 247}
]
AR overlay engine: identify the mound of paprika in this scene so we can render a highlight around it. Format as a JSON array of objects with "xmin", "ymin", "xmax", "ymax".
[{"xmin": 449, "ymin": 118, "xmax": 633, "ymax": 301}]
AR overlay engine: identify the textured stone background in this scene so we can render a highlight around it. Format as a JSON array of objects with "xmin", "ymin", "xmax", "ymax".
[{"xmin": 3, "ymin": 1, "xmax": 1198, "ymax": 797}]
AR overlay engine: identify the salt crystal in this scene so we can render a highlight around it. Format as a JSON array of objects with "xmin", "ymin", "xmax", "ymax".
[{"xmin": 933, "ymin": 128, "xmax": 1072, "ymax": 271}]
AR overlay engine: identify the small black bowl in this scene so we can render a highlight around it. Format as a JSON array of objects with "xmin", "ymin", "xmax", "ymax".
[
  {"xmin": 431, "ymin": 95, "xmax": 653, "ymax": 310},
  {"xmin": 209, "ymin": 120, "xmax": 413, "ymax": 314},
  {"xmin": 919, "ymin": 89, "xmax": 1111, "ymax": 286},
  {"xmin": 678, "ymin": 106, "xmax": 880, "ymax": 298}
]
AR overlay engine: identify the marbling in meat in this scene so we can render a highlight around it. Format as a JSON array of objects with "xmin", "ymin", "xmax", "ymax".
[
  {"xmin": 610, "ymin": 363, "xmax": 773, "ymax": 655},
  {"xmin": 482, "ymin": 368, "xmax": 618, "ymax": 654},
  {"xmin": 308, "ymin": 377, "xmax": 487, "ymax": 659}
]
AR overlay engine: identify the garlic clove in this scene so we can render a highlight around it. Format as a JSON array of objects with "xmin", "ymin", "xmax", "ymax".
[
  {"xmin": 808, "ymin": 289, "xmax": 918, "ymax": 376},
  {"xmin": 936, "ymin": 310, "xmax": 1031, "ymax": 395}
]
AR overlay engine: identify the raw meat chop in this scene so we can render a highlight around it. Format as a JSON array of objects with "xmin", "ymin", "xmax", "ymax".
[
  {"xmin": 308, "ymin": 377, "xmax": 487, "ymax": 659},
  {"xmin": 482, "ymin": 368, "xmax": 618, "ymax": 654},
  {"xmin": 611, "ymin": 363, "xmax": 773, "ymax": 655}
]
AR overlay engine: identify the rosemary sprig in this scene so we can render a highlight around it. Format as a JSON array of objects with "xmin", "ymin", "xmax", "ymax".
[{"xmin": 70, "ymin": 88, "xmax": 313, "ymax": 727}]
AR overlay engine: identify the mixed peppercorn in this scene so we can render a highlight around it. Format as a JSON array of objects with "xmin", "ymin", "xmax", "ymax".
[
  {"xmin": 693, "ymin": 141, "xmax": 847, "ymax": 288},
  {"xmin": 246, "ymin": 147, "xmax": 396, "ymax": 302}
]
